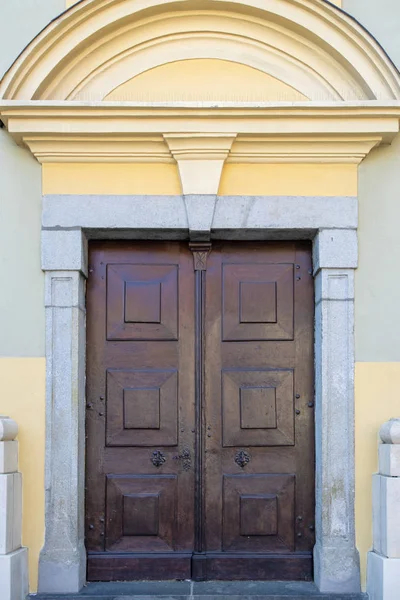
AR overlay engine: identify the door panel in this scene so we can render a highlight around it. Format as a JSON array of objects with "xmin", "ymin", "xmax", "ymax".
[
  {"xmin": 85, "ymin": 240, "xmax": 315, "ymax": 582},
  {"xmin": 86, "ymin": 242, "xmax": 195, "ymax": 581},
  {"xmin": 202, "ymin": 242, "xmax": 314, "ymax": 580}
]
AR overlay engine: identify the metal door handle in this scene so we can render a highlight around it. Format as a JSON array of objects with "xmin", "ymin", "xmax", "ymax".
[{"xmin": 173, "ymin": 448, "xmax": 191, "ymax": 471}]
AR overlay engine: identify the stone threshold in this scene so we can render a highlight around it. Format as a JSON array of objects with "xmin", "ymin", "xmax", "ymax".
[{"xmin": 30, "ymin": 581, "xmax": 368, "ymax": 600}]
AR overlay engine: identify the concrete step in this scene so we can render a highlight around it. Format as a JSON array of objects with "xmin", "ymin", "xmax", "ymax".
[{"xmin": 30, "ymin": 581, "xmax": 368, "ymax": 600}]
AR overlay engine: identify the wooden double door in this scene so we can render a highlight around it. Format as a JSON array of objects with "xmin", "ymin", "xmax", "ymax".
[{"xmin": 86, "ymin": 241, "xmax": 315, "ymax": 582}]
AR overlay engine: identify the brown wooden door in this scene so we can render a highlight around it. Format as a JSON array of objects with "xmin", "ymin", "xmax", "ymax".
[
  {"xmin": 86, "ymin": 242, "xmax": 196, "ymax": 581},
  {"xmin": 201, "ymin": 242, "xmax": 315, "ymax": 580},
  {"xmin": 85, "ymin": 241, "xmax": 314, "ymax": 582}
]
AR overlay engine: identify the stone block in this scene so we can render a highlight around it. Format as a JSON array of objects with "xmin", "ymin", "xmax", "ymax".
[
  {"xmin": 379, "ymin": 444, "xmax": 400, "ymax": 476},
  {"xmin": 42, "ymin": 195, "xmax": 188, "ymax": 231},
  {"xmin": 0, "ymin": 547, "xmax": 28, "ymax": 600},
  {"xmin": 41, "ymin": 229, "xmax": 88, "ymax": 275},
  {"xmin": 367, "ymin": 551, "xmax": 400, "ymax": 600},
  {"xmin": 314, "ymin": 269, "xmax": 354, "ymax": 302},
  {"xmin": 44, "ymin": 271, "xmax": 85, "ymax": 309},
  {"xmin": 0, "ymin": 442, "xmax": 18, "ymax": 474},
  {"xmin": 0, "ymin": 418, "xmax": 18, "ymax": 442},
  {"xmin": 372, "ymin": 474, "xmax": 382, "ymax": 555},
  {"xmin": 313, "ymin": 229, "xmax": 358, "ymax": 273},
  {"xmin": 212, "ymin": 195, "xmax": 357, "ymax": 232},
  {"xmin": 314, "ymin": 542, "xmax": 361, "ymax": 593},
  {"xmin": 0, "ymin": 473, "xmax": 22, "ymax": 554},
  {"xmin": 373, "ymin": 474, "xmax": 400, "ymax": 558},
  {"xmin": 184, "ymin": 194, "xmax": 216, "ymax": 240},
  {"xmin": 380, "ymin": 419, "xmax": 400, "ymax": 444}
]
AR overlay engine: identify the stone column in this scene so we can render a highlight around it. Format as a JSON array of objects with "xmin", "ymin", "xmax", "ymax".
[
  {"xmin": 0, "ymin": 417, "xmax": 28, "ymax": 600},
  {"xmin": 367, "ymin": 419, "xmax": 400, "ymax": 600},
  {"xmin": 38, "ymin": 230, "xmax": 87, "ymax": 593},
  {"xmin": 313, "ymin": 229, "xmax": 361, "ymax": 593}
]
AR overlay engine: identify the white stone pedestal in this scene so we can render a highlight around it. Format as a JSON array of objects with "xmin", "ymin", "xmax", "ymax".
[
  {"xmin": 0, "ymin": 417, "xmax": 28, "ymax": 600},
  {"xmin": 367, "ymin": 419, "xmax": 400, "ymax": 600},
  {"xmin": 0, "ymin": 548, "xmax": 28, "ymax": 600}
]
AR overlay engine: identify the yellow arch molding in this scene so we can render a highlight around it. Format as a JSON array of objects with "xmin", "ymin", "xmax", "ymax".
[
  {"xmin": 0, "ymin": 0, "xmax": 399, "ymax": 101},
  {"xmin": 1, "ymin": 0, "xmax": 400, "ymax": 193}
]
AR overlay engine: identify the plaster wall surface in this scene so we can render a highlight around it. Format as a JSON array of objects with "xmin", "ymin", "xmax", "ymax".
[
  {"xmin": 0, "ymin": 0, "xmax": 64, "ymax": 592},
  {"xmin": 0, "ymin": 0, "xmax": 65, "ymax": 81},
  {"xmin": 341, "ymin": 0, "xmax": 400, "ymax": 589}
]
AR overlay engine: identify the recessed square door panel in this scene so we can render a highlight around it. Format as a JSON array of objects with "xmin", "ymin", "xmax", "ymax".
[
  {"xmin": 105, "ymin": 475, "xmax": 177, "ymax": 552},
  {"xmin": 222, "ymin": 369, "xmax": 294, "ymax": 446},
  {"xmin": 222, "ymin": 263, "xmax": 294, "ymax": 341},
  {"xmin": 107, "ymin": 264, "xmax": 178, "ymax": 340},
  {"xmin": 106, "ymin": 369, "xmax": 178, "ymax": 446},
  {"xmin": 222, "ymin": 474, "xmax": 295, "ymax": 552}
]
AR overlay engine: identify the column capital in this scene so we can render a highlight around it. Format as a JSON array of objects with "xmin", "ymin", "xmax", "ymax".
[
  {"xmin": 313, "ymin": 229, "xmax": 358, "ymax": 274},
  {"xmin": 41, "ymin": 229, "xmax": 88, "ymax": 276}
]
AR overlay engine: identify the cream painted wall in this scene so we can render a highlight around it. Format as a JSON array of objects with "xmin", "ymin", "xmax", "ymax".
[
  {"xmin": 106, "ymin": 60, "xmax": 307, "ymax": 102},
  {"xmin": 355, "ymin": 363, "xmax": 400, "ymax": 589}
]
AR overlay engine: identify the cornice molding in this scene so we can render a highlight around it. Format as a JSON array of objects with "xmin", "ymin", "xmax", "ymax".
[
  {"xmin": 1, "ymin": 103, "xmax": 399, "ymax": 162},
  {"xmin": 2, "ymin": 101, "xmax": 398, "ymax": 192}
]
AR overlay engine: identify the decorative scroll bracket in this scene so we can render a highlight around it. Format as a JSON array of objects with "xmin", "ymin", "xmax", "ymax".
[{"xmin": 189, "ymin": 243, "xmax": 212, "ymax": 271}]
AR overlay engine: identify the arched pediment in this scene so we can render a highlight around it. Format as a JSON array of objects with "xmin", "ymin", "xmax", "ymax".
[
  {"xmin": 0, "ymin": 0, "xmax": 399, "ymax": 102},
  {"xmin": 1, "ymin": 0, "xmax": 400, "ymax": 194}
]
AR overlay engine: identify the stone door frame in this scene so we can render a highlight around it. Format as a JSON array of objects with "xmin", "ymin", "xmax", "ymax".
[{"xmin": 39, "ymin": 193, "xmax": 360, "ymax": 594}]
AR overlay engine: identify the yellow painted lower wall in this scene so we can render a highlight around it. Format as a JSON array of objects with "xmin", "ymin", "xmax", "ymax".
[
  {"xmin": 42, "ymin": 163, "xmax": 183, "ymax": 195},
  {"xmin": 355, "ymin": 362, "xmax": 400, "ymax": 590},
  {"xmin": 0, "ymin": 355, "xmax": 395, "ymax": 594},
  {"xmin": 219, "ymin": 163, "xmax": 357, "ymax": 196},
  {"xmin": 0, "ymin": 358, "xmax": 45, "ymax": 593},
  {"xmin": 43, "ymin": 162, "xmax": 357, "ymax": 197}
]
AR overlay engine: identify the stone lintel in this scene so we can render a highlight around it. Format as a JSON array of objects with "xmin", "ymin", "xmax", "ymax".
[{"xmin": 42, "ymin": 195, "xmax": 357, "ymax": 235}]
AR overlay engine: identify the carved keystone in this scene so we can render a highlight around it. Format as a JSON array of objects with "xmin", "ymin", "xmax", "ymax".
[
  {"xmin": 0, "ymin": 417, "xmax": 18, "ymax": 442},
  {"xmin": 380, "ymin": 419, "xmax": 400, "ymax": 444}
]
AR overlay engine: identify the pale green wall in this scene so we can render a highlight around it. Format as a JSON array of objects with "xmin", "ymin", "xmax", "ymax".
[
  {"xmin": 343, "ymin": 0, "xmax": 400, "ymax": 362},
  {"xmin": 343, "ymin": 0, "xmax": 400, "ymax": 70},
  {"xmin": 0, "ymin": 0, "xmax": 65, "ymax": 80},
  {"xmin": 0, "ymin": 132, "xmax": 44, "ymax": 356},
  {"xmin": 0, "ymin": 0, "xmax": 64, "ymax": 356}
]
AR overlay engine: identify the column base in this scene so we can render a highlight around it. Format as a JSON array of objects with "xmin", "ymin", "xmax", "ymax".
[
  {"xmin": 38, "ymin": 544, "xmax": 86, "ymax": 594},
  {"xmin": 0, "ymin": 547, "xmax": 29, "ymax": 600},
  {"xmin": 314, "ymin": 542, "xmax": 361, "ymax": 593},
  {"xmin": 367, "ymin": 551, "xmax": 400, "ymax": 600}
]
